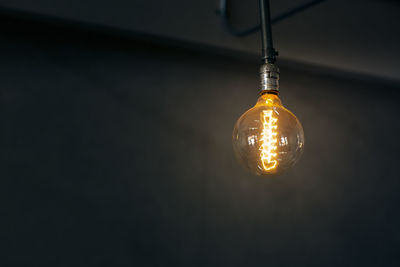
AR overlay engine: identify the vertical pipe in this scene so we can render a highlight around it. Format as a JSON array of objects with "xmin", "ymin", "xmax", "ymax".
[{"xmin": 259, "ymin": 0, "xmax": 277, "ymax": 63}]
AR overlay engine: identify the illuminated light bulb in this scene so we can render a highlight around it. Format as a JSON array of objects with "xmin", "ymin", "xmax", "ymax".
[{"xmin": 232, "ymin": 64, "xmax": 304, "ymax": 176}]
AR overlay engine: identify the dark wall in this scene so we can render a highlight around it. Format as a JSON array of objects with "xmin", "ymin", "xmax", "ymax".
[
  {"xmin": 1, "ymin": 0, "xmax": 400, "ymax": 81},
  {"xmin": 2, "ymin": 17, "xmax": 400, "ymax": 267}
]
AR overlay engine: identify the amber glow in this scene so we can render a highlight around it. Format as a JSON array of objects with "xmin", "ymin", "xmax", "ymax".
[
  {"xmin": 232, "ymin": 93, "xmax": 304, "ymax": 176},
  {"xmin": 259, "ymin": 109, "xmax": 278, "ymax": 171}
]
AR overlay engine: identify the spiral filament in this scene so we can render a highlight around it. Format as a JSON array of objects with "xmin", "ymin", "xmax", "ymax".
[{"xmin": 259, "ymin": 109, "xmax": 278, "ymax": 171}]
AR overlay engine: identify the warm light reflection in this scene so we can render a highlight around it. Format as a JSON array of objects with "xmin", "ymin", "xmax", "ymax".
[{"xmin": 259, "ymin": 109, "xmax": 278, "ymax": 171}]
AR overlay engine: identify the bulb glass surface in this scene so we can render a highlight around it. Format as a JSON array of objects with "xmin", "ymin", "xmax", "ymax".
[{"xmin": 232, "ymin": 93, "xmax": 304, "ymax": 175}]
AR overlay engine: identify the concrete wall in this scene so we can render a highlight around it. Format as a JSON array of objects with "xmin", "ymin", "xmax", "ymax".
[
  {"xmin": 2, "ymin": 17, "xmax": 400, "ymax": 267},
  {"xmin": 0, "ymin": 0, "xmax": 400, "ymax": 81}
]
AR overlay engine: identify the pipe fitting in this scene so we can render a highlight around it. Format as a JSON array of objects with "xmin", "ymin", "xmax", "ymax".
[{"xmin": 260, "ymin": 63, "xmax": 280, "ymax": 94}]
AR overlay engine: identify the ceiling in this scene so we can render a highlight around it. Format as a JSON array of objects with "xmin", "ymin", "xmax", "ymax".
[{"xmin": 0, "ymin": 0, "xmax": 399, "ymax": 81}]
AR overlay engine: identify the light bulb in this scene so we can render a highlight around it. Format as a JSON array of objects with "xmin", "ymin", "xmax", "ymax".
[{"xmin": 232, "ymin": 64, "xmax": 304, "ymax": 176}]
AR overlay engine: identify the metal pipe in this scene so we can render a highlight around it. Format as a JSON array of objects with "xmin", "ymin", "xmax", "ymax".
[{"xmin": 259, "ymin": 0, "xmax": 277, "ymax": 63}]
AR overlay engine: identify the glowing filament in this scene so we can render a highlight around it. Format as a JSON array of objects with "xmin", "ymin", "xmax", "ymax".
[{"xmin": 259, "ymin": 110, "xmax": 278, "ymax": 171}]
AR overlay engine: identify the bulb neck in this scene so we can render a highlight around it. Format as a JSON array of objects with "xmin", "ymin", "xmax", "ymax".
[
  {"xmin": 256, "ymin": 93, "xmax": 282, "ymax": 107},
  {"xmin": 260, "ymin": 63, "xmax": 279, "ymax": 94}
]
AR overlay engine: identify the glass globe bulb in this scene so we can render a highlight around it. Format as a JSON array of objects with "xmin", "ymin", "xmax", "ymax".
[{"xmin": 232, "ymin": 93, "xmax": 304, "ymax": 176}]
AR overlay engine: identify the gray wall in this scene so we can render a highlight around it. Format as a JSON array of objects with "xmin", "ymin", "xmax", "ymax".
[
  {"xmin": 1, "ymin": 0, "xmax": 400, "ymax": 81},
  {"xmin": 2, "ymin": 17, "xmax": 400, "ymax": 267}
]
